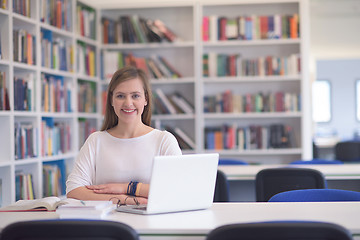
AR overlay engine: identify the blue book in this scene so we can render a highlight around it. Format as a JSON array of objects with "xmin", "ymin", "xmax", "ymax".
[
  {"xmin": 206, "ymin": 130, "xmax": 215, "ymax": 150},
  {"xmin": 245, "ymin": 17, "xmax": 252, "ymax": 40}
]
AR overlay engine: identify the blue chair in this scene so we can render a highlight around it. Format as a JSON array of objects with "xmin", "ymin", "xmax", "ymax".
[
  {"xmin": 206, "ymin": 221, "xmax": 353, "ymax": 240},
  {"xmin": 269, "ymin": 189, "xmax": 360, "ymax": 202},
  {"xmin": 0, "ymin": 219, "xmax": 139, "ymax": 240},
  {"xmin": 213, "ymin": 170, "xmax": 230, "ymax": 202},
  {"xmin": 218, "ymin": 159, "xmax": 248, "ymax": 165},
  {"xmin": 290, "ymin": 159, "xmax": 344, "ymax": 165}
]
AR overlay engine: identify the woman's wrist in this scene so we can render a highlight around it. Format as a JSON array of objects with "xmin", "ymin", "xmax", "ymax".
[{"xmin": 127, "ymin": 181, "xmax": 144, "ymax": 197}]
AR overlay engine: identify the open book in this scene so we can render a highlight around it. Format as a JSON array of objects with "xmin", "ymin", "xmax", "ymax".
[{"xmin": 0, "ymin": 196, "xmax": 82, "ymax": 212}]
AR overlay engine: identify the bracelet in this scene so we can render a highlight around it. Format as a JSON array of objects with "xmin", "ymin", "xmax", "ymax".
[
  {"xmin": 135, "ymin": 182, "xmax": 142, "ymax": 196},
  {"xmin": 127, "ymin": 181, "xmax": 138, "ymax": 196}
]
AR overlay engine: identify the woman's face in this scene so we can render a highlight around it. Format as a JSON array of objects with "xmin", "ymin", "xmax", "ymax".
[{"xmin": 111, "ymin": 77, "xmax": 147, "ymax": 125}]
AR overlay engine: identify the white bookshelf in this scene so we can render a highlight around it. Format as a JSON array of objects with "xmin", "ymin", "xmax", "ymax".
[
  {"xmin": 100, "ymin": 3, "xmax": 198, "ymax": 154},
  {"xmin": 199, "ymin": 0, "xmax": 311, "ymax": 164},
  {"xmin": 0, "ymin": 0, "xmax": 101, "ymax": 207},
  {"xmin": 0, "ymin": 0, "xmax": 311, "ymax": 206},
  {"xmin": 98, "ymin": 0, "xmax": 311, "ymax": 164}
]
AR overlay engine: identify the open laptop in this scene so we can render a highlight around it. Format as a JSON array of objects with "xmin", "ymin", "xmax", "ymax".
[{"xmin": 116, "ymin": 153, "xmax": 219, "ymax": 214}]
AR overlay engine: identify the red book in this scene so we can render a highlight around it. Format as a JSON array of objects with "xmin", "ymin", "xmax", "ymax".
[
  {"xmin": 27, "ymin": 33, "xmax": 33, "ymax": 65},
  {"xmin": 275, "ymin": 92, "xmax": 284, "ymax": 112},
  {"xmin": 202, "ymin": 16, "xmax": 209, "ymax": 41},
  {"xmin": 260, "ymin": 16, "xmax": 268, "ymax": 39},
  {"xmin": 290, "ymin": 14, "xmax": 298, "ymax": 39},
  {"xmin": 56, "ymin": 0, "xmax": 62, "ymax": 29},
  {"xmin": 219, "ymin": 17, "xmax": 227, "ymax": 40},
  {"xmin": 103, "ymin": 19, "xmax": 109, "ymax": 43}
]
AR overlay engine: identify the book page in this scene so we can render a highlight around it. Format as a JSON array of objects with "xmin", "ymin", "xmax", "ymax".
[{"xmin": 0, "ymin": 196, "xmax": 61, "ymax": 211}]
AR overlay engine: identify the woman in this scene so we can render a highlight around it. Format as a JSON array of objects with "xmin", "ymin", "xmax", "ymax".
[{"xmin": 66, "ymin": 66, "xmax": 182, "ymax": 204}]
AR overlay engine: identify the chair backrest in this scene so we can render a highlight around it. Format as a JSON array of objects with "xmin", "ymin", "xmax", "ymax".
[
  {"xmin": 213, "ymin": 170, "xmax": 230, "ymax": 202},
  {"xmin": 0, "ymin": 219, "xmax": 139, "ymax": 240},
  {"xmin": 335, "ymin": 141, "xmax": 360, "ymax": 162},
  {"xmin": 255, "ymin": 167, "xmax": 327, "ymax": 202},
  {"xmin": 290, "ymin": 159, "xmax": 344, "ymax": 165},
  {"xmin": 269, "ymin": 189, "xmax": 360, "ymax": 202},
  {"xmin": 218, "ymin": 159, "xmax": 248, "ymax": 165},
  {"xmin": 206, "ymin": 221, "xmax": 353, "ymax": 240}
]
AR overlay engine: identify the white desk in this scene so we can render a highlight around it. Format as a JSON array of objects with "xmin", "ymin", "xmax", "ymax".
[
  {"xmin": 218, "ymin": 164, "xmax": 360, "ymax": 201},
  {"xmin": 1, "ymin": 202, "xmax": 360, "ymax": 240}
]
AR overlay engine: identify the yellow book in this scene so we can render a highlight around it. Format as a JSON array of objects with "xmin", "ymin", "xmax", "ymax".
[
  {"xmin": 27, "ymin": 174, "xmax": 34, "ymax": 200},
  {"xmin": 44, "ymin": 81, "xmax": 49, "ymax": 112},
  {"xmin": 89, "ymin": 50, "xmax": 95, "ymax": 76},
  {"xmin": 48, "ymin": 138, "xmax": 52, "ymax": 156}
]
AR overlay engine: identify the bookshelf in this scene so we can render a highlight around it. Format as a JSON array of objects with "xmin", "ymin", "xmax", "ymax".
[
  {"xmin": 0, "ymin": 0, "xmax": 101, "ymax": 207},
  {"xmin": 99, "ymin": 0, "xmax": 311, "ymax": 164},
  {"xmin": 99, "ymin": 3, "xmax": 197, "ymax": 154},
  {"xmin": 0, "ymin": 0, "xmax": 311, "ymax": 207},
  {"xmin": 199, "ymin": 0, "xmax": 311, "ymax": 164}
]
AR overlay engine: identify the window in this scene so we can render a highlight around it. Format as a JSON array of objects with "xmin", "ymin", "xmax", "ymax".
[
  {"xmin": 312, "ymin": 80, "xmax": 331, "ymax": 122},
  {"xmin": 356, "ymin": 80, "xmax": 360, "ymax": 121}
]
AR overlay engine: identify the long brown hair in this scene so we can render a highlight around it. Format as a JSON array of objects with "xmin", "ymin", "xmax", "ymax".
[{"xmin": 101, "ymin": 66, "xmax": 152, "ymax": 131}]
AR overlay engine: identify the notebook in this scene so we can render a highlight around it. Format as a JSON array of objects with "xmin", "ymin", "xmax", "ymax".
[{"xmin": 116, "ymin": 153, "xmax": 219, "ymax": 215}]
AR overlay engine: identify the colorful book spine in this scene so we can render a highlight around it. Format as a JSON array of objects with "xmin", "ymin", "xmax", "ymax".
[
  {"xmin": 203, "ymin": 13, "xmax": 300, "ymax": 41},
  {"xmin": 205, "ymin": 123, "xmax": 295, "ymax": 151},
  {"xmin": 40, "ymin": 0, "xmax": 72, "ymax": 31}
]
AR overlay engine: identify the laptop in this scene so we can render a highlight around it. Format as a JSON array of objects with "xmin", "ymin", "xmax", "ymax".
[{"xmin": 116, "ymin": 153, "xmax": 219, "ymax": 215}]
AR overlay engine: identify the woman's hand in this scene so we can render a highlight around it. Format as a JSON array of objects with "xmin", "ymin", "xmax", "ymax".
[{"xmin": 86, "ymin": 183, "xmax": 126, "ymax": 194}]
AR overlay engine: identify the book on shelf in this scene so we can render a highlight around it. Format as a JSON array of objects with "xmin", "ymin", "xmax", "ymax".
[
  {"xmin": 78, "ymin": 80, "xmax": 97, "ymax": 113},
  {"xmin": 102, "ymin": 15, "xmax": 179, "ymax": 44},
  {"xmin": 169, "ymin": 92, "xmax": 194, "ymax": 114},
  {"xmin": 14, "ymin": 123, "xmax": 37, "ymax": 160},
  {"xmin": 43, "ymin": 159, "xmax": 67, "ymax": 197},
  {"xmin": 40, "ymin": 0, "xmax": 72, "ymax": 31},
  {"xmin": 13, "ymin": 29, "xmax": 36, "ymax": 65},
  {"xmin": 174, "ymin": 127, "xmax": 196, "ymax": 150},
  {"xmin": 155, "ymin": 88, "xmax": 177, "ymax": 114},
  {"xmin": 14, "ymin": 72, "xmax": 35, "ymax": 111},
  {"xmin": 15, "ymin": 171, "xmax": 35, "ymax": 201},
  {"xmin": 77, "ymin": 41, "xmax": 96, "ymax": 77},
  {"xmin": 164, "ymin": 126, "xmax": 195, "ymax": 150},
  {"xmin": 76, "ymin": 2, "xmax": 96, "ymax": 40},
  {"xmin": 0, "ymin": 71, "xmax": 10, "ymax": 110},
  {"xmin": 0, "ymin": 0, "xmax": 6, "ymax": 10},
  {"xmin": 203, "ymin": 13, "xmax": 299, "ymax": 41},
  {"xmin": 204, "ymin": 123, "xmax": 295, "ymax": 151}
]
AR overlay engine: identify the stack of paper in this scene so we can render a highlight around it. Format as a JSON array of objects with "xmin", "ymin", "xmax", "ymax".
[{"xmin": 56, "ymin": 200, "xmax": 116, "ymax": 219}]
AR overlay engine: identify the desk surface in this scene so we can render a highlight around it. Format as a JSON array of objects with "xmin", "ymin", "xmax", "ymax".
[
  {"xmin": 1, "ymin": 202, "xmax": 360, "ymax": 239},
  {"xmin": 218, "ymin": 164, "xmax": 360, "ymax": 180}
]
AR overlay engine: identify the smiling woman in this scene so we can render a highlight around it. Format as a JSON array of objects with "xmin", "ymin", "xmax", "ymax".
[{"xmin": 66, "ymin": 66, "xmax": 182, "ymax": 204}]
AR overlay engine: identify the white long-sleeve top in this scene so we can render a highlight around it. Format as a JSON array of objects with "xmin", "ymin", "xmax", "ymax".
[{"xmin": 66, "ymin": 129, "xmax": 182, "ymax": 194}]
